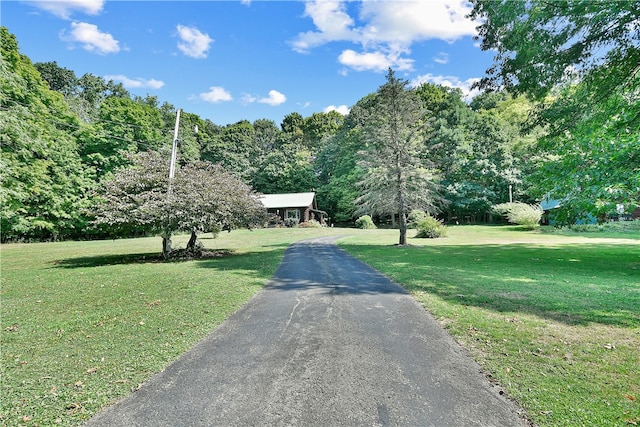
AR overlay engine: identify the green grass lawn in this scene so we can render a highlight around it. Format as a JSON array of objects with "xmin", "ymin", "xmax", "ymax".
[
  {"xmin": 340, "ymin": 225, "xmax": 640, "ymax": 427},
  {"xmin": 2, "ymin": 226, "xmax": 639, "ymax": 426},
  {"xmin": 0, "ymin": 228, "xmax": 345, "ymax": 426}
]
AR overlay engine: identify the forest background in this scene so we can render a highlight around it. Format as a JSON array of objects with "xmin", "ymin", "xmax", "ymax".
[{"xmin": 1, "ymin": 15, "xmax": 638, "ymax": 243}]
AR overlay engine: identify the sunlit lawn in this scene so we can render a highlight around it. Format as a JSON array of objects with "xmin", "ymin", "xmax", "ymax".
[
  {"xmin": 340, "ymin": 225, "xmax": 640, "ymax": 427},
  {"xmin": 1, "ymin": 225, "xmax": 639, "ymax": 426},
  {"xmin": 0, "ymin": 228, "xmax": 346, "ymax": 426}
]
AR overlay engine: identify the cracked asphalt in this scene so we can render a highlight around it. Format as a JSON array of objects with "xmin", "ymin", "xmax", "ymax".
[{"xmin": 85, "ymin": 236, "xmax": 527, "ymax": 426}]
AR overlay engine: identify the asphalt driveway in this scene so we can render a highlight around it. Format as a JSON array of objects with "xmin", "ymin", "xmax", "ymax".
[{"xmin": 85, "ymin": 236, "xmax": 527, "ymax": 426}]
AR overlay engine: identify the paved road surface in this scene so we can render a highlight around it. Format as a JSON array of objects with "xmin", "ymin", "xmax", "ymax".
[{"xmin": 86, "ymin": 236, "xmax": 527, "ymax": 426}]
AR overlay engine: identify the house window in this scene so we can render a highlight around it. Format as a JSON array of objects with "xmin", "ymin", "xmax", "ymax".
[{"xmin": 286, "ymin": 209, "xmax": 300, "ymax": 220}]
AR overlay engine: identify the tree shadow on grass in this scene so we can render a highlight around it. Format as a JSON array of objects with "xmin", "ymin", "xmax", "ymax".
[
  {"xmin": 53, "ymin": 252, "xmax": 165, "ymax": 268},
  {"xmin": 53, "ymin": 249, "xmax": 242, "ymax": 268},
  {"xmin": 341, "ymin": 242, "xmax": 640, "ymax": 328},
  {"xmin": 53, "ymin": 243, "xmax": 290, "ymax": 276}
]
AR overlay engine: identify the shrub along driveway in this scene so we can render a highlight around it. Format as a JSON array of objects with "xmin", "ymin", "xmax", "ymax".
[{"xmin": 85, "ymin": 236, "xmax": 527, "ymax": 426}]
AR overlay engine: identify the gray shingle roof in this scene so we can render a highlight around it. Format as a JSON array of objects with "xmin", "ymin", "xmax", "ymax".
[{"xmin": 259, "ymin": 192, "xmax": 316, "ymax": 209}]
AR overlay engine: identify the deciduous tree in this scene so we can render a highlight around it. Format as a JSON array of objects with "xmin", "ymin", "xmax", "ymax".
[
  {"xmin": 92, "ymin": 152, "xmax": 265, "ymax": 258},
  {"xmin": 34, "ymin": 61, "xmax": 77, "ymax": 96},
  {"xmin": 78, "ymin": 97, "xmax": 166, "ymax": 178},
  {"xmin": 1, "ymin": 27, "xmax": 91, "ymax": 241},
  {"xmin": 470, "ymin": 1, "xmax": 640, "ymax": 217},
  {"xmin": 470, "ymin": 0, "xmax": 640, "ymax": 107}
]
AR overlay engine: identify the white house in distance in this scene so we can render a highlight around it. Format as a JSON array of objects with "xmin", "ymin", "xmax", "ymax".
[{"xmin": 259, "ymin": 192, "xmax": 327, "ymax": 225}]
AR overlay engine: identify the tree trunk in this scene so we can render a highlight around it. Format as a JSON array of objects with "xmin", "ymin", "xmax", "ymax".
[
  {"xmin": 397, "ymin": 163, "xmax": 407, "ymax": 246},
  {"xmin": 186, "ymin": 230, "xmax": 198, "ymax": 252},
  {"xmin": 162, "ymin": 235, "xmax": 172, "ymax": 259},
  {"xmin": 398, "ymin": 211, "xmax": 407, "ymax": 246}
]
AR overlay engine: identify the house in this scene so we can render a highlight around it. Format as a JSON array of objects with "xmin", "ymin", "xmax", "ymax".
[
  {"xmin": 259, "ymin": 192, "xmax": 327, "ymax": 225},
  {"xmin": 540, "ymin": 197, "xmax": 598, "ymax": 225},
  {"xmin": 538, "ymin": 197, "xmax": 640, "ymax": 225}
]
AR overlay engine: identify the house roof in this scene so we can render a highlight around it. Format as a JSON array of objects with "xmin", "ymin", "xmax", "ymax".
[
  {"xmin": 540, "ymin": 198, "xmax": 562, "ymax": 211},
  {"xmin": 259, "ymin": 192, "xmax": 316, "ymax": 209}
]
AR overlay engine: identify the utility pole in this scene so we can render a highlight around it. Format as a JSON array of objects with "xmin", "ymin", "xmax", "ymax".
[
  {"xmin": 163, "ymin": 108, "xmax": 181, "ymax": 259},
  {"xmin": 168, "ymin": 108, "xmax": 181, "ymax": 191}
]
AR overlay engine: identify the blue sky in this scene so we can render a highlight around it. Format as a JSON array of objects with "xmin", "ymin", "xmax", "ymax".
[{"xmin": 3, "ymin": 0, "xmax": 495, "ymax": 126}]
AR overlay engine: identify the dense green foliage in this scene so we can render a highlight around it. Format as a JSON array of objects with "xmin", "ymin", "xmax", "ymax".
[
  {"xmin": 1, "ymin": 27, "xmax": 92, "ymax": 241},
  {"xmin": 470, "ymin": 1, "xmax": 640, "ymax": 223},
  {"xmin": 0, "ymin": 27, "xmax": 339, "ymax": 242},
  {"xmin": 407, "ymin": 209, "xmax": 429, "ymax": 229}
]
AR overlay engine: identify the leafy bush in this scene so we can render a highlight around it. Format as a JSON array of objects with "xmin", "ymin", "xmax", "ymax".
[
  {"xmin": 299, "ymin": 219, "xmax": 322, "ymax": 228},
  {"xmin": 266, "ymin": 213, "xmax": 283, "ymax": 228},
  {"xmin": 355, "ymin": 215, "xmax": 377, "ymax": 229},
  {"xmin": 554, "ymin": 219, "xmax": 640, "ymax": 234},
  {"xmin": 408, "ymin": 209, "xmax": 428, "ymax": 229},
  {"xmin": 415, "ymin": 215, "xmax": 447, "ymax": 238},
  {"xmin": 493, "ymin": 202, "xmax": 543, "ymax": 229},
  {"xmin": 283, "ymin": 217, "xmax": 299, "ymax": 228}
]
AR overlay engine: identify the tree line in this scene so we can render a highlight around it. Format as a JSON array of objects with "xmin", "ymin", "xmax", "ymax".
[{"xmin": 2, "ymin": 1, "xmax": 638, "ymax": 244}]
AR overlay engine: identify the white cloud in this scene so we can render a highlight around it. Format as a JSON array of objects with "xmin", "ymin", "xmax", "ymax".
[
  {"xmin": 28, "ymin": 0, "xmax": 104, "ymax": 19},
  {"xmin": 339, "ymin": 49, "xmax": 389, "ymax": 72},
  {"xmin": 61, "ymin": 22, "xmax": 119, "ymax": 55},
  {"xmin": 199, "ymin": 86, "xmax": 232, "ymax": 103},
  {"xmin": 291, "ymin": 1, "xmax": 355, "ymax": 53},
  {"xmin": 176, "ymin": 25, "xmax": 213, "ymax": 59},
  {"xmin": 292, "ymin": 0, "xmax": 478, "ymax": 73},
  {"xmin": 433, "ymin": 52, "xmax": 449, "ymax": 64},
  {"xmin": 411, "ymin": 73, "xmax": 481, "ymax": 101},
  {"xmin": 104, "ymin": 75, "xmax": 164, "ymax": 89},
  {"xmin": 241, "ymin": 93, "xmax": 257, "ymax": 104},
  {"xmin": 324, "ymin": 104, "xmax": 350, "ymax": 115},
  {"xmin": 242, "ymin": 90, "xmax": 287, "ymax": 106},
  {"xmin": 258, "ymin": 90, "xmax": 287, "ymax": 106},
  {"xmin": 338, "ymin": 48, "xmax": 413, "ymax": 72},
  {"xmin": 358, "ymin": 1, "xmax": 478, "ymax": 44}
]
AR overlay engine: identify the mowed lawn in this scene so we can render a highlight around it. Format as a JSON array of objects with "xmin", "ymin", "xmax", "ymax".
[
  {"xmin": 2, "ymin": 226, "xmax": 639, "ymax": 426},
  {"xmin": 1, "ymin": 228, "xmax": 347, "ymax": 426},
  {"xmin": 341, "ymin": 226, "xmax": 640, "ymax": 427}
]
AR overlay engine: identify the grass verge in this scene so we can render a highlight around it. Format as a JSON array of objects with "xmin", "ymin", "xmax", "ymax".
[
  {"xmin": 0, "ymin": 228, "xmax": 345, "ymax": 426},
  {"xmin": 339, "ymin": 225, "xmax": 640, "ymax": 427}
]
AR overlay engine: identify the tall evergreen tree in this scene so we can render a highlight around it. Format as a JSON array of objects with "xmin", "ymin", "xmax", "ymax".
[{"xmin": 356, "ymin": 69, "xmax": 442, "ymax": 245}]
